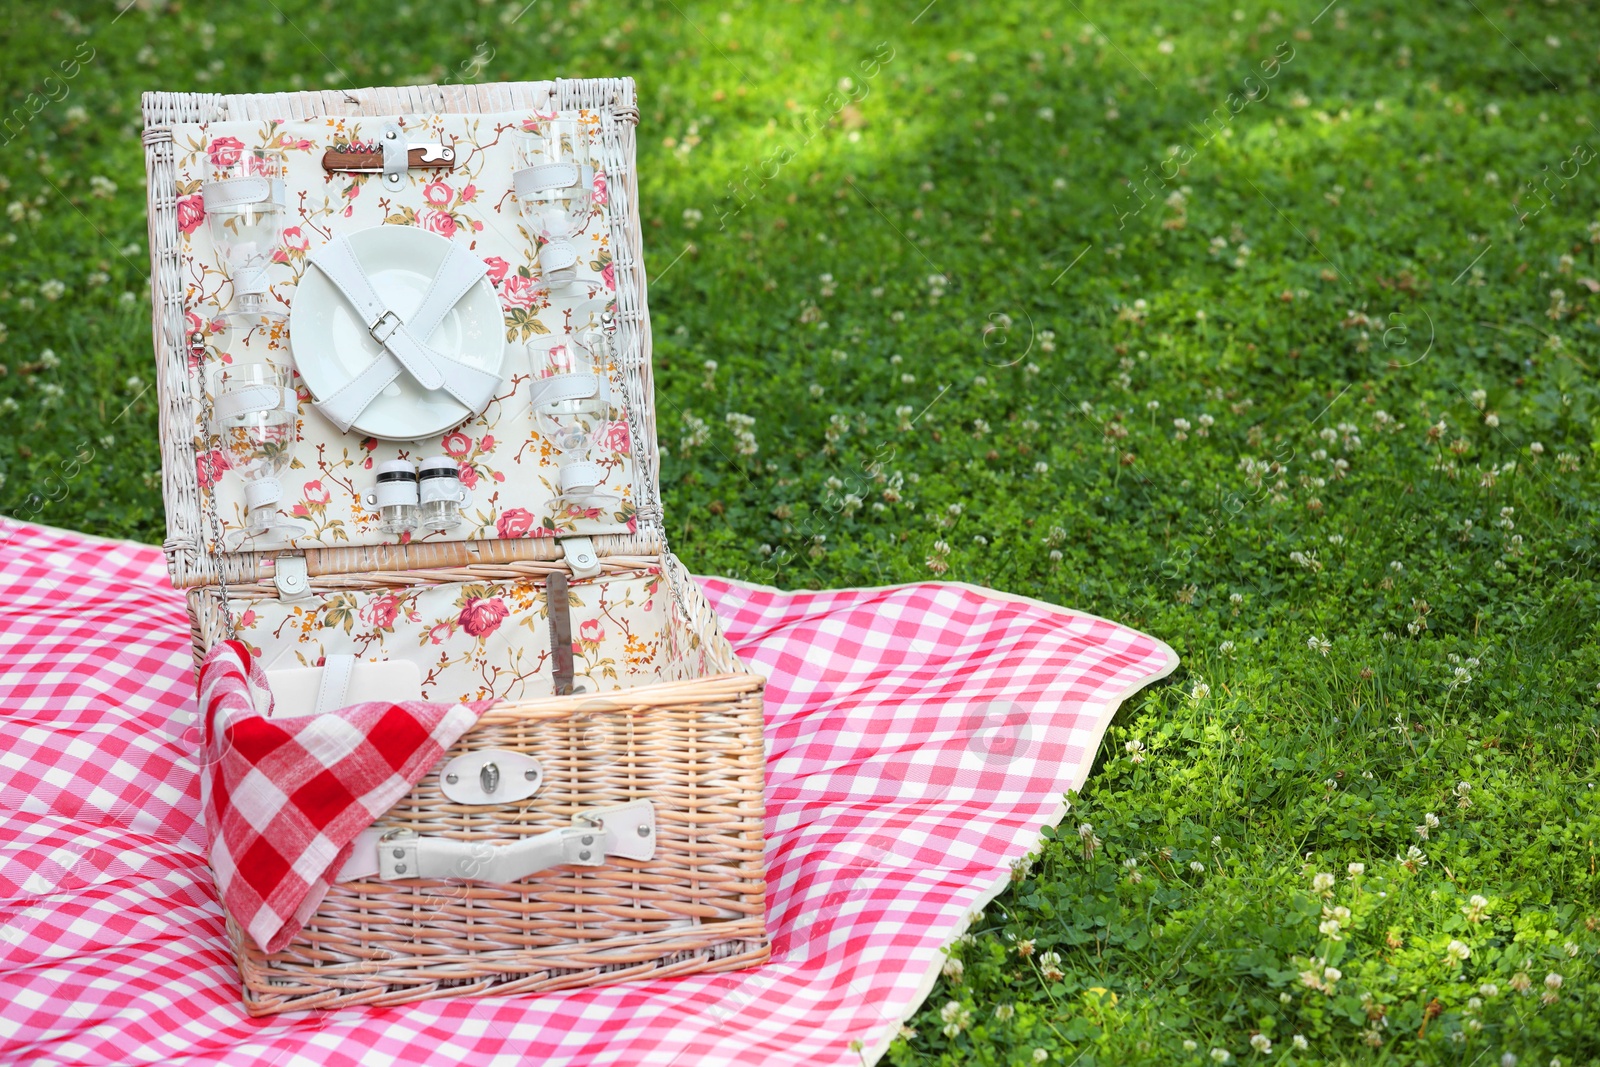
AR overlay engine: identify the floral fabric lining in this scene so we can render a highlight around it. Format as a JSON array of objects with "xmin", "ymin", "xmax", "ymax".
[
  {"xmin": 172, "ymin": 110, "xmax": 637, "ymax": 554},
  {"xmin": 224, "ymin": 570, "xmax": 668, "ymax": 704}
]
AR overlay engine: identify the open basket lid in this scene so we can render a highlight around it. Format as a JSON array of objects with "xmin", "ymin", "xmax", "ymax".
[{"xmin": 141, "ymin": 79, "xmax": 663, "ymax": 590}]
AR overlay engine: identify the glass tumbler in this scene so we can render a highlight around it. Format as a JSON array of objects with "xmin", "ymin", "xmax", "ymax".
[
  {"xmin": 204, "ymin": 148, "xmax": 287, "ymax": 325},
  {"xmin": 210, "ymin": 360, "xmax": 303, "ymax": 548}
]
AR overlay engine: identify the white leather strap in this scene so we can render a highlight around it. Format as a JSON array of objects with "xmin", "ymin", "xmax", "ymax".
[
  {"xmin": 538, "ymin": 238, "xmax": 580, "ymax": 273},
  {"xmin": 243, "ymin": 477, "xmax": 282, "ymax": 509},
  {"xmin": 308, "ymin": 235, "xmax": 504, "ymax": 433},
  {"xmin": 213, "ymin": 383, "xmax": 291, "ymax": 420},
  {"xmin": 514, "ymin": 163, "xmax": 581, "ymax": 197},
  {"xmin": 528, "ymin": 373, "xmax": 600, "ymax": 409},
  {"xmin": 559, "ymin": 459, "xmax": 604, "ymax": 494},
  {"xmin": 313, "ymin": 654, "xmax": 357, "ymax": 715},
  {"xmin": 380, "ymin": 122, "xmax": 407, "ymax": 187},
  {"xmin": 310, "ymin": 235, "xmax": 446, "ymax": 390},
  {"xmin": 201, "ymin": 177, "xmax": 285, "ymax": 212}
]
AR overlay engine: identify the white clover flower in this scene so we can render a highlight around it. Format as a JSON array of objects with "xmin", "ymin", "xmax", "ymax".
[
  {"xmin": 1292, "ymin": 1035, "xmax": 1308, "ymax": 1051},
  {"xmin": 994, "ymin": 1003, "xmax": 1015, "ymax": 1021},
  {"xmin": 1032, "ymin": 1051, "xmax": 1049, "ymax": 1064},
  {"xmin": 1479, "ymin": 982, "xmax": 1499, "ymax": 997},
  {"xmin": 1313, "ymin": 871, "xmax": 1336, "ymax": 893},
  {"xmin": 39, "ymin": 279, "xmax": 66, "ymax": 301},
  {"xmin": 1308, "ymin": 635, "xmax": 1332, "ymax": 656},
  {"xmin": 1546, "ymin": 972, "xmax": 1563, "ymax": 991},
  {"xmin": 942, "ymin": 957, "xmax": 964, "ymax": 980},
  {"xmin": 1183, "ymin": 1039, "xmax": 1199, "ymax": 1052},
  {"xmin": 1190, "ymin": 860, "xmax": 1205, "ymax": 873},
  {"xmin": 1191, "ymin": 682, "xmax": 1211, "ymax": 702},
  {"xmin": 1211, "ymin": 1049, "xmax": 1231, "ymax": 1064},
  {"xmin": 1319, "ymin": 919, "xmax": 1343, "ymax": 940},
  {"xmin": 1347, "ymin": 862, "xmax": 1364, "ymax": 877},
  {"xmin": 1446, "ymin": 940, "xmax": 1471, "ymax": 962}
]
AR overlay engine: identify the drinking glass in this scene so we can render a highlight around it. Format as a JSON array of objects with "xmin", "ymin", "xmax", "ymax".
[
  {"xmin": 210, "ymin": 360, "xmax": 303, "ymax": 548},
  {"xmin": 530, "ymin": 327, "xmax": 619, "ymax": 509},
  {"xmin": 513, "ymin": 117, "xmax": 594, "ymax": 293},
  {"xmin": 205, "ymin": 148, "xmax": 287, "ymax": 325}
]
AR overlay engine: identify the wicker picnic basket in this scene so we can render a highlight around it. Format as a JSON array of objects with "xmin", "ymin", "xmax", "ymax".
[{"xmin": 142, "ymin": 79, "xmax": 768, "ymax": 1014}]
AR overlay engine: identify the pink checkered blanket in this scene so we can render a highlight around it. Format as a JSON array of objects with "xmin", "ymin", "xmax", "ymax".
[{"xmin": 0, "ymin": 517, "xmax": 1175, "ymax": 1066}]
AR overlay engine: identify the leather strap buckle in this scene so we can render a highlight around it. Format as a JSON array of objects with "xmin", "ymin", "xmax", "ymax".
[{"xmin": 368, "ymin": 309, "xmax": 402, "ymax": 346}]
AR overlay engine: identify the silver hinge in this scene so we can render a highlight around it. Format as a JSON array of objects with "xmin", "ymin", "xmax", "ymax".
[
  {"xmin": 273, "ymin": 553, "xmax": 311, "ymax": 600},
  {"xmin": 560, "ymin": 536, "xmax": 601, "ymax": 579}
]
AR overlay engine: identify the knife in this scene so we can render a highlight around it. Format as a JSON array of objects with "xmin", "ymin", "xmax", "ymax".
[
  {"xmin": 321, "ymin": 143, "xmax": 457, "ymax": 174},
  {"xmin": 548, "ymin": 571, "xmax": 576, "ymax": 696}
]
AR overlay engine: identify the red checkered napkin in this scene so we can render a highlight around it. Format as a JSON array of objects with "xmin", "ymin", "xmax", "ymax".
[{"xmin": 197, "ymin": 640, "xmax": 488, "ymax": 953}]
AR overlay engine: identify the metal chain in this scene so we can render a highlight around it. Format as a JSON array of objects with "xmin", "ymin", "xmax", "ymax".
[{"xmin": 599, "ymin": 111, "xmax": 693, "ymax": 636}]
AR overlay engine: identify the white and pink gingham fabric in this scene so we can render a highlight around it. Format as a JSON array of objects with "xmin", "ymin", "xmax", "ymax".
[{"xmin": 0, "ymin": 517, "xmax": 1176, "ymax": 1066}]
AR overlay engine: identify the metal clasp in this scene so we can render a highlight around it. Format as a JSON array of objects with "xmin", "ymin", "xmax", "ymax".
[{"xmin": 377, "ymin": 827, "xmax": 419, "ymax": 878}]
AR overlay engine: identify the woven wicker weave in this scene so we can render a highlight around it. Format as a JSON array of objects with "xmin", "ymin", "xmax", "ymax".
[{"xmin": 143, "ymin": 79, "xmax": 769, "ymax": 1015}]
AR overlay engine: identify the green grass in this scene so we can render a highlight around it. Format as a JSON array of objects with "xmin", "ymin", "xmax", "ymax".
[{"xmin": 3, "ymin": 1, "xmax": 1600, "ymax": 1063}]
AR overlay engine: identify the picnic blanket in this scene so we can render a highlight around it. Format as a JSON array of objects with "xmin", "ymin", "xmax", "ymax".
[{"xmin": 0, "ymin": 517, "xmax": 1176, "ymax": 1066}]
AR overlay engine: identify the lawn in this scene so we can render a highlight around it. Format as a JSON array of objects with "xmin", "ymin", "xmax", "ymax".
[{"xmin": 3, "ymin": 0, "xmax": 1599, "ymax": 1063}]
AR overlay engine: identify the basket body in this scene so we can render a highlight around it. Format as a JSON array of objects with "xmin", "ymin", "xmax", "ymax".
[{"xmin": 143, "ymin": 80, "xmax": 768, "ymax": 1014}]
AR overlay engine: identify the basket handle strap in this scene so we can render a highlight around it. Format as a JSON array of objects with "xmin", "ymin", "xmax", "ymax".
[{"xmin": 343, "ymin": 799, "xmax": 656, "ymax": 883}]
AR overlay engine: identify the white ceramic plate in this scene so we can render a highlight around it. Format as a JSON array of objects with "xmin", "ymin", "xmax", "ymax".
[{"xmin": 291, "ymin": 226, "xmax": 505, "ymax": 441}]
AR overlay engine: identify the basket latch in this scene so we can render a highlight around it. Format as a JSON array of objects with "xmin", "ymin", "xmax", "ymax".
[
  {"xmin": 560, "ymin": 535, "xmax": 601, "ymax": 579},
  {"xmin": 272, "ymin": 553, "xmax": 310, "ymax": 601},
  {"xmin": 438, "ymin": 749, "xmax": 545, "ymax": 804}
]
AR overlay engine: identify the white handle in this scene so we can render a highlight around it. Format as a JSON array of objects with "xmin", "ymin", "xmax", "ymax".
[{"xmin": 372, "ymin": 799, "xmax": 655, "ymax": 883}]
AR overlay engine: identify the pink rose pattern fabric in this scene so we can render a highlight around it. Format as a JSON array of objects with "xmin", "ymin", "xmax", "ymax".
[
  {"xmin": 217, "ymin": 569, "xmax": 669, "ymax": 702},
  {"xmin": 170, "ymin": 111, "xmax": 635, "ymax": 555}
]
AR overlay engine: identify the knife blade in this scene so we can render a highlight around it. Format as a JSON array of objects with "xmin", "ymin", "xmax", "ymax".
[
  {"xmin": 548, "ymin": 571, "xmax": 575, "ymax": 697},
  {"xmin": 321, "ymin": 143, "xmax": 457, "ymax": 174}
]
